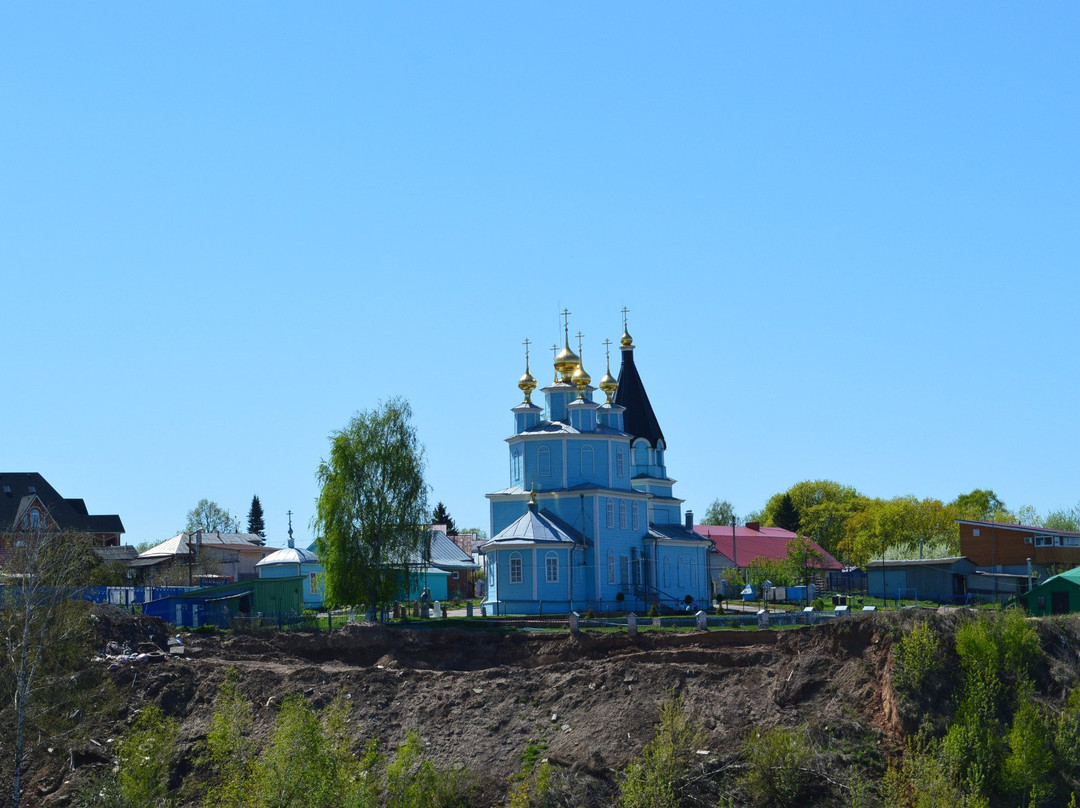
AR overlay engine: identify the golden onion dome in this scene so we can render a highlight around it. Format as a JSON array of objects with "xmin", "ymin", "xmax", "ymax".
[
  {"xmin": 620, "ymin": 328, "xmax": 634, "ymax": 349},
  {"xmin": 572, "ymin": 361, "xmax": 591, "ymax": 396},
  {"xmin": 599, "ymin": 368, "xmax": 618, "ymax": 401},
  {"xmin": 518, "ymin": 368, "xmax": 537, "ymax": 402},
  {"xmin": 554, "ymin": 342, "xmax": 580, "ymax": 382}
]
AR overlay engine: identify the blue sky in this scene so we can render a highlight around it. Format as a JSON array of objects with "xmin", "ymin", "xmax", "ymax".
[{"xmin": 4, "ymin": 4, "xmax": 1077, "ymax": 548}]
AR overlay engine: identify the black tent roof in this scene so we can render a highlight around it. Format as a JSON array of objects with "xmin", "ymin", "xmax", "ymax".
[{"xmin": 613, "ymin": 347, "xmax": 665, "ymax": 448}]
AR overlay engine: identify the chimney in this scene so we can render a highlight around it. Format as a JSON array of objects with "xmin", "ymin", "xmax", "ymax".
[
  {"xmin": 746, "ymin": 521, "xmax": 761, "ymax": 532},
  {"xmin": 685, "ymin": 510, "xmax": 694, "ymax": 529}
]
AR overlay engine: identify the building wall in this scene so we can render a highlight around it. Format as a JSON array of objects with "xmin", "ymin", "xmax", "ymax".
[{"xmin": 959, "ymin": 523, "xmax": 1080, "ymax": 568}]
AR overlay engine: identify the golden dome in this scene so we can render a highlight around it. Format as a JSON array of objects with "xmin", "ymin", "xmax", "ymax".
[
  {"xmin": 572, "ymin": 361, "xmax": 591, "ymax": 396},
  {"xmin": 518, "ymin": 368, "xmax": 537, "ymax": 402},
  {"xmin": 599, "ymin": 339, "xmax": 618, "ymax": 401},
  {"xmin": 518, "ymin": 339, "xmax": 537, "ymax": 403},
  {"xmin": 554, "ymin": 329, "xmax": 580, "ymax": 382},
  {"xmin": 620, "ymin": 328, "xmax": 634, "ymax": 349}
]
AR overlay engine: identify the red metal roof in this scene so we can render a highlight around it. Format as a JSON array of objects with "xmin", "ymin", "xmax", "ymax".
[{"xmin": 693, "ymin": 524, "xmax": 842, "ymax": 570}]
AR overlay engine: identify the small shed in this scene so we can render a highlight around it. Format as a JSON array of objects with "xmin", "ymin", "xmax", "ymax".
[
  {"xmin": 866, "ymin": 557, "xmax": 976, "ymax": 603},
  {"xmin": 1024, "ymin": 568, "xmax": 1080, "ymax": 616},
  {"xmin": 143, "ymin": 576, "xmax": 305, "ymax": 627}
]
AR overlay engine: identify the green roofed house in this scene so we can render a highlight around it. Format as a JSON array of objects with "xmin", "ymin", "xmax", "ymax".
[{"xmin": 1024, "ymin": 568, "xmax": 1080, "ymax": 616}]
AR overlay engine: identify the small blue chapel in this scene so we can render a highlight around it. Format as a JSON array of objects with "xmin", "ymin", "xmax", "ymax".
[{"xmin": 481, "ymin": 313, "xmax": 712, "ymax": 616}]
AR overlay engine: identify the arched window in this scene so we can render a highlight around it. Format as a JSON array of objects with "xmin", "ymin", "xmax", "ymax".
[
  {"xmin": 537, "ymin": 446, "xmax": 551, "ymax": 477},
  {"xmin": 616, "ymin": 446, "xmax": 625, "ymax": 478},
  {"xmin": 632, "ymin": 502, "xmax": 640, "ymax": 531},
  {"xmin": 606, "ymin": 500, "xmax": 614, "ymax": 529},
  {"xmin": 607, "ymin": 550, "xmax": 616, "ymax": 585},
  {"xmin": 29, "ymin": 508, "xmax": 40, "ymax": 529},
  {"xmin": 580, "ymin": 445, "xmax": 595, "ymax": 476},
  {"xmin": 509, "ymin": 552, "xmax": 523, "ymax": 584},
  {"xmin": 545, "ymin": 551, "xmax": 559, "ymax": 583},
  {"xmin": 619, "ymin": 501, "xmax": 628, "ymax": 530},
  {"xmin": 633, "ymin": 440, "xmax": 648, "ymax": 468}
]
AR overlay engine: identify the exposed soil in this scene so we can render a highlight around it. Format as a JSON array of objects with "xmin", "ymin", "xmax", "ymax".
[{"xmin": 20, "ymin": 607, "xmax": 922, "ymax": 806}]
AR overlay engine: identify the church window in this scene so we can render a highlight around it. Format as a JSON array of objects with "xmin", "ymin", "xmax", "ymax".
[
  {"xmin": 632, "ymin": 502, "xmax": 640, "ymax": 530},
  {"xmin": 606, "ymin": 501, "xmax": 614, "ymax": 529},
  {"xmin": 537, "ymin": 446, "xmax": 551, "ymax": 477},
  {"xmin": 631, "ymin": 548, "xmax": 640, "ymax": 586},
  {"xmin": 607, "ymin": 551, "xmax": 616, "ymax": 585},
  {"xmin": 580, "ymin": 445, "xmax": 594, "ymax": 476},
  {"xmin": 511, "ymin": 448, "xmax": 522, "ymax": 482},
  {"xmin": 616, "ymin": 447, "xmax": 625, "ymax": 477},
  {"xmin": 620, "ymin": 555, "xmax": 629, "ymax": 586},
  {"xmin": 619, "ymin": 501, "xmax": 627, "ymax": 530},
  {"xmin": 634, "ymin": 441, "xmax": 648, "ymax": 468},
  {"xmin": 309, "ymin": 572, "xmax": 318, "ymax": 595},
  {"xmin": 545, "ymin": 552, "xmax": 559, "ymax": 583},
  {"xmin": 510, "ymin": 553, "xmax": 523, "ymax": 584}
]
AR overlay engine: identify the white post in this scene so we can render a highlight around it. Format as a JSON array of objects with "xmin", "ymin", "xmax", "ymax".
[
  {"xmin": 627, "ymin": 612, "xmax": 638, "ymax": 638},
  {"xmin": 696, "ymin": 610, "xmax": 708, "ymax": 631},
  {"xmin": 569, "ymin": 611, "xmax": 580, "ymax": 633}
]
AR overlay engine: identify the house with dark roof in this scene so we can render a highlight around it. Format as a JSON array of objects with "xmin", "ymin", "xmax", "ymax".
[
  {"xmin": 0, "ymin": 473, "xmax": 125, "ymax": 563},
  {"xmin": 482, "ymin": 315, "xmax": 713, "ymax": 615}
]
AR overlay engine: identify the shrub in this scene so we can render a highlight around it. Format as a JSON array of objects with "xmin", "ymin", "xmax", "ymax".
[
  {"xmin": 894, "ymin": 622, "xmax": 941, "ymax": 697},
  {"xmin": 116, "ymin": 704, "xmax": 178, "ymax": 807},
  {"xmin": 619, "ymin": 695, "xmax": 705, "ymax": 808},
  {"xmin": 1001, "ymin": 697, "xmax": 1055, "ymax": 805},
  {"xmin": 739, "ymin": 725, "xmax": 810, "ymax": 807}
]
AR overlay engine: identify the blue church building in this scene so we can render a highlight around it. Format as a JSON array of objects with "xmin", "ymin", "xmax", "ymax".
[{"xmin": 482, "ymin": 314, "xmax": 712, "ymax": 615}]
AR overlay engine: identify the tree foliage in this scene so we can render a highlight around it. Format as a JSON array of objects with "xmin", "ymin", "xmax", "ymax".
[
  {"xmin": 247, "ymin": 495, "xmax": 266, "ymax": 540},
  {"xmin": 619, "ymin": 695, "xmax": 705, "ymax": 808},
  {"xmin": 315, "ymin": 397, "xmax": 429, "ymax": 609},
  {"xmin": 185, "ymin": 499, "xmax": 239, "ymax": 533},
  {"xmin": 701, "ymin": 499, "xmax": 736, "ymax": 526},
  {"xmin": 116, "ymin": 704, "xmax": 178, "ymax": 807},
  {"xmin": 0, "ymin": 528, "xmax": 99, "ymax": 808},
  {"xmin": 431, "ymin": 502, "xmax": 456, "ymax": 535}
]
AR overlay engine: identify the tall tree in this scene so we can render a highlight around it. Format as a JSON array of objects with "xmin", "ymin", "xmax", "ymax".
[
  {"xmin": 761, "ymin": 480, "xmax": 863, "ymax": 555},
  {"xmin": 772, "ymin": 494, "xmax": 801, "ymax": 533},
  {"xmin": 431, "ymin": 502, "xmax": 456, "ymax": 535},
  {"xmin": 785, "ymin": 535, "xmax": 826, "ymax": 600},
  {"xmin": 315, "ymin": 397, "xmax": 429, "ymax": 611},
  {"xmin": 1, "ymin": 528, "xmax": 96, "ymax": 807},
  {"xmin": 701, "ymin": 499, "xmax": 735, "ymax": 526},
  {"xmin": 247, "ymin": 494, "xmax": 266, "ymax": 541},
  {"xmin": 185, "ymin": 499, "xmax": 239, "ymax": 533},
  {"xmin": 950, "ymin": 489, "xmax": 1011, "ymax": 522}
]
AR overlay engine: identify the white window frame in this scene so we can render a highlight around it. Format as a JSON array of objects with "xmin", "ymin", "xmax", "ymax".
[
  {"xmin": 606, "ymin": 500, "xmax": 614, "ymax": 529},
  {"xmin": 619, "ymin": 501, "xmax": 627, "ymax": 530},
  {"xmin": 607, "ymin": 551, "xmax": 616, "ymax": 585},
  {"xmin": 632, "ymin": 502, "xmax": 640, "ymax": 531},
  {"xmin": 545, "ymin": 551, "xmax": 559, "ymax": 583},
  {"xmin": 616, "ymin": 446, "xmax": 625, "ymax": 477},
  {"xmin": 510, "ymin": 552, "xmax": 523, "ymax": 584}
]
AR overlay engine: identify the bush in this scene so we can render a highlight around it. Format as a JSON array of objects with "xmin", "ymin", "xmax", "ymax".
[
  {"xmin": 739, "ymin": 726, "xmax": 810, "ymax": 807},
  {"xmin": 619, "ymin": 695, "xmax": 705, "ymax": 808},
  {"xmin": 894, "ymin": 622, "xmax": 941, "ymax": 697},
  {"xmin": 116, "ymin": 704, "xmax": 179, "ymax": 807}
]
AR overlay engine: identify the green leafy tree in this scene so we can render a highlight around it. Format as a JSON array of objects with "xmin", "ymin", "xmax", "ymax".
[
  {"xmin": 784, "ymin": 536, "xmax": 825, "ymax": 598},
  {"xmin": 315, "ymin": 397, "xmax": 429, "ymax": 610},
  {"xmin": 431, "ymin": 502, "xmax": 456, "ymax": 535},
  {"xmin": 1044, "ymin": 504, "xmax": 1080, "ymax": 532},
  {"xmin": 1001, "ymin": 698, "xmax": 1055, "ymax": 804},
  {"xmin": 247, "ymin": 495, "xmax": 266, "ymax": 540},
  {"xmin": 701, "ymin": 499, "xmax": 735, "ymax": 526},
  {"xmin": 185, "ymin": 499, "xmax": 239, "ymax": 533},
  {"xmin": 761, "ymin": 481, "xmax": 863, "ymax": 556},
  {"xmin": 841, "ymin": 496, "xmax": 959, "ymax": 567},
  {"xmin": 740, "ymin": 725, "xmax": 811, "ymax": 807},
  {"xmin": 950, "ymin": 489, "xmax": 1012, "ymax": 523}
]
